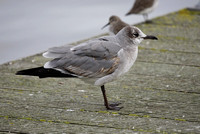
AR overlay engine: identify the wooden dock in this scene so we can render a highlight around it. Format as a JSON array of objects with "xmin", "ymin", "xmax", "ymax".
[{"xmin": 0, "ymin": 8, "xmax": 200, "ymax": 133}]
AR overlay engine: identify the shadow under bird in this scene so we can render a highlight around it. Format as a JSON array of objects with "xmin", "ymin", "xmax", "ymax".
[
  {"xmin": 126, "ymin": 0, "xmax": 159, "ymax": 23},
  {"xmin": 16, "ymin": 26, "xmax": 158, "ymax": 110},
  {"xmin": 102, "ymin": 15, "xmax": 129, "ymax": 35}
]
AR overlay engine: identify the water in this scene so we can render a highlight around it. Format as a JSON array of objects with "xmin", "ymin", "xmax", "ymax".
[{"xmin": 0, "ymin": 0, "xmax": 198, "ymax": 64}]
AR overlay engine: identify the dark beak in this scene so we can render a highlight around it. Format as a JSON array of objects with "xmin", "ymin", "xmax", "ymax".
[
  {"xmin": 101, "ymin": 22, "xmax": 110, "ymax": 29},
  {"xmin": 143, "ymin": 35, "xmax": 158, "ymax": 40}
]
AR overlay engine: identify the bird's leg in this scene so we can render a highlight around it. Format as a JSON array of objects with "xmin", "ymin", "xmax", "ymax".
[
  {"xmin": 101, "ymin": 85, "xmax": 123, "ymax": 110},
  {"xmin": 143, "ymin": 14, "xmax": 152, "ymax": 23}
]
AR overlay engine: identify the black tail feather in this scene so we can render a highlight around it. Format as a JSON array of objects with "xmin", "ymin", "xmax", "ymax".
[{"xmin": 16, "ymin": 67, "xmax": 76, "ymax": 78}]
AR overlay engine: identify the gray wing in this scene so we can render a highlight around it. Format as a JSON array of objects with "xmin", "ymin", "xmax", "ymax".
[
  {"xmin": 43, "ymin": 37, "xmax": 122, "ymax": 78},
  {"xmin": 43, "ymin": 45, "xmax": 73, "ymax": 59},
  {"xmin": 130, "ymin": 0, "xmax": 155, "ymax": 13},
  {"xmin": 72, "ymin": 42, "xmax": 121, "ymax": 59},
  {"xmin": 71, "ymin": 36, "xmax": 121, "ymax": 59}
]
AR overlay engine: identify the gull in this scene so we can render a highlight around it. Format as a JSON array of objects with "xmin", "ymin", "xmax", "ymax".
[
  {"xmin": 102, "ymin": 15, "xmax": 129, "ymax": 35},
  {"xmin": 195, "ymin": 0, "xmax": 200, "ymax": 9},
  {"xmin": 16, "ymin": 26, "xmax": 158, "ymax": 110},
  {"xmin": 125, "ymin": 0, "xmax": 159, "ymax": 23}
]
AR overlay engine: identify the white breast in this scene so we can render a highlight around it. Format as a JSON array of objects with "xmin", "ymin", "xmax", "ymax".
[
  {"xmin": 115, "ymin": 46, "xmax": 138, "ymax": 76},
  {"xmin": 109, "ymin": 25, "xmax": 115, "ymax": 35},
  {"xmin": 94, "ymin": 46, "xmax": 138, "ymax": 86}
]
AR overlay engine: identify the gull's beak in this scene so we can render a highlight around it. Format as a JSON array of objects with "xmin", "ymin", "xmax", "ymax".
[
  {"xmin": 143, "ymin": 35, "xmax": 158, "ymax": 40},
  {"xmin": 101, "ymin": 22, "xmax": 110, "ymax": 29}
]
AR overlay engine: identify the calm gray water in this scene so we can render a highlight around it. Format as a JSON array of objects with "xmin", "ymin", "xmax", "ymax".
[{"xmin": 0, "ymin": 0, "xmax": 198, "ymax": 64}]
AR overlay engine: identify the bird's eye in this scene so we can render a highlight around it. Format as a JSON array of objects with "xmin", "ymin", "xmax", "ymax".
[{"xmin": 133, "ymin": 33, "xmax": 139, "ymax": 37}]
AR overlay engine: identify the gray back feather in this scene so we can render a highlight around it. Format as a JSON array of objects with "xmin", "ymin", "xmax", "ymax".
[{"xmin": 43, "ymin": 36, "xmax": 122, "ymax": 78}]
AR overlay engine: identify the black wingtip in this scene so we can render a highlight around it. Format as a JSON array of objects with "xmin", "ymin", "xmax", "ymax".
[
  {"xmin": 16, "ymin": 71, "xmax": 20, "ymax": 75},
  {"xmin": 16, "ymin": 67, "xmax": 77, "ymax": 78},
  {"xmin": 16, "ymin": 70, "xmax": 25, "ymax": 75},
  {"xmin": 16, "ymin": 67, "xmax": 43, "ymax": 76}
]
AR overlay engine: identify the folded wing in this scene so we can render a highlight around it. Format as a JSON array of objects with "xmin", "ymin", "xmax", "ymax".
[{"xmin": 43, "ymin": 37, "xmax": 122, "ymax": 78}]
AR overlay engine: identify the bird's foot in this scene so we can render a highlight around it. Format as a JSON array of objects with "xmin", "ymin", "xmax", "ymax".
[
  {"xmin": 106, "ymin": 105, "xmax": 123, "ymax": 111},
  {"xmin": 109, "ymin": 102, "xmax": 121, "ymax": 107},
  {"xmin": 105, "ymin": 102, "xmax": 123, "ymax": 111},
  {"xmin": 145, "ymin": 20, "xmax": 153, "ymax": 24}
]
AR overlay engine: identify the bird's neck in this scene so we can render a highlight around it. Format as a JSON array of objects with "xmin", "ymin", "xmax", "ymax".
[{"xmin": 117, "ymin": 35, "xmax": 132, "ymax": 47}]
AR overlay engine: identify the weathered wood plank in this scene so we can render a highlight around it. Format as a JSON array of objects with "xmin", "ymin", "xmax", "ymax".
[
  {"xmin": 1, "ymin": 91, "xmax": 199, "ymax": 133},
  {"xmin": 1, "ymin": 85, "xmax": 199, "ymax": 121}
]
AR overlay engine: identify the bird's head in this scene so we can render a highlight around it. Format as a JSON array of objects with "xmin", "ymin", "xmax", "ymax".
[
  {"xmin": 101, "ymin": 15, "xmax": 121, "ymax": 29},
  {"xmin": 118, "ymin": 26, "xmax": 158, "ymax": 45}
]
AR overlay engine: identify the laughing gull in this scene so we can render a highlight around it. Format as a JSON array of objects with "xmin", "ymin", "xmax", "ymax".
[
  {"xmin": 16, "ymin": 26, "xmax": 158, "ymax": 110},
  {"xmin": 125, "ymin": 0, "xmax": 159, "ymax": 23},
  {"xmin": 102, "ymin": 15, "xmax": 129, "ymax": 35}
]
